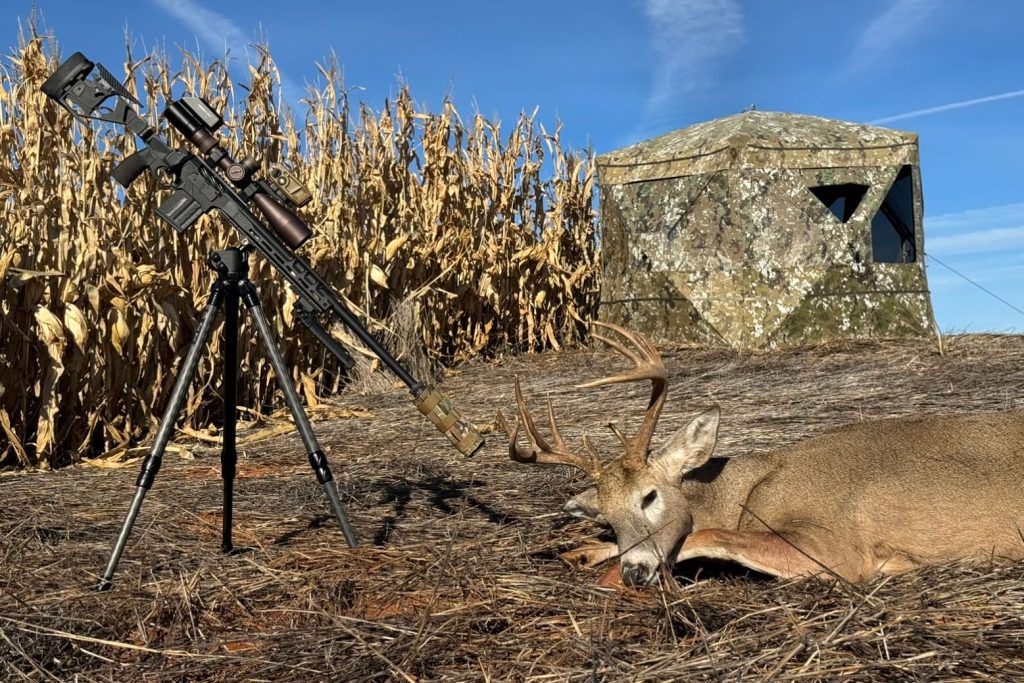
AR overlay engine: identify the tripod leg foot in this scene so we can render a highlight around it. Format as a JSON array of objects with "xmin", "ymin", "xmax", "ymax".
[
  {"xmin": 97, "ymin": 486, "xmax": 149, "ymax": 591},
  {"xmin": 310, "ymin": 450, "xmax": 358, "ymax": 548},
  {"xmin": 221, "ymin": 479, "xmax": 234, "ymax": 554},
  {"xmin": 323, "ymin": 480, "xmax": 358, "ymax": 548}
]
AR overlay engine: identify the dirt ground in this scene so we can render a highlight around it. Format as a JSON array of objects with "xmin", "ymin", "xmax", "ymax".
[{"xmin": 3, "ymin": 334, "xmax": 1024, "ymax": 681}]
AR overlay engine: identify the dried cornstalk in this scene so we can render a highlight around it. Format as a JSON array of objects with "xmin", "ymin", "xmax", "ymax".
[{"xmin": 0, "ymin": 28, "xmax": 598, "ymax": 468}]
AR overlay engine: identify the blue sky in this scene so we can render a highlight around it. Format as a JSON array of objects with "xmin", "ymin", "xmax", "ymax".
[{"xmin": 6, "ymin": 0, "xmax": 1024, "ymax": 333}]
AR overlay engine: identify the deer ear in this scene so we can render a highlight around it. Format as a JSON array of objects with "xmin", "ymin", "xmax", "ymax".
[
  {"xmin": 563, "ymin": 487, "xmax": 606, "ymax": 524},
  {"xmin": 649, "ymin": 407, "xmax": 720, "ymax": 476}
]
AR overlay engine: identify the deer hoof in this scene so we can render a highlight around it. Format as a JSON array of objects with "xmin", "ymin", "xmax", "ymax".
[
  {"xmin": 559, "ymin": 543, "xmax": 616, "ymax": 568},
  {"xmin": 559, "ymin": 547, "xmax": 596, "ymax": 567}
]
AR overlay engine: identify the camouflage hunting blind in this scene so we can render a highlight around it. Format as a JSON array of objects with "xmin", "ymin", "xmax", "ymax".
[{"xmin": 597, "ymin": 111, "xmax": 937, "ymax": 348}]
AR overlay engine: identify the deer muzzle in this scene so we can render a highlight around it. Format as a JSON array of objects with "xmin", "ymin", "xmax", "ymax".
[{"xmin": 621, "ymin": 561, "xmax": 656, "ymax": 587}]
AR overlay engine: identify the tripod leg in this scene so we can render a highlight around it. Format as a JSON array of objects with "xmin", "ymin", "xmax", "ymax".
[
  {"xmin": 98, "ymin": 284, "xmax": 227, "ymax": 591},
  {"xmin": 240, "ymin": 283, "xmax": 358, "ymax": 548},
  {"xmin": 220, "ymin": 286, "xmax": 240, "ymax": 553}
]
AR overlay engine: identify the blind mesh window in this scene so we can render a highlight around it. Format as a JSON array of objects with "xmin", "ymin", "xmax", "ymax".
[
  {"xmin": 808, "ymin": 183, "xmax": 869, "ymax": 223},
  {"xmin": 871, "ymin": 166, "xmax": 916, "ymax": 263}
]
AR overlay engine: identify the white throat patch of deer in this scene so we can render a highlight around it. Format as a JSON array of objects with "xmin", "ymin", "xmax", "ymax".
[{"xmin": 499, "ymin": 322, "xmax": 1024, "ymax": 587}]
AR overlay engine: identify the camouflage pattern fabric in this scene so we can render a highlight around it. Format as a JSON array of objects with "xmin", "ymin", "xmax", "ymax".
[{"xmin": 597, "ymin": 111, "xmax": 936, "ymax": 348}]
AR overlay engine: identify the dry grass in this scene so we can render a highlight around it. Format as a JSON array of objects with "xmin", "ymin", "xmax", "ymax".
[
  {"xmin": 2, "ymin": 334, "xmax": 1024, "ymax": 681},
  {"xmin": 0, "ymin": 27, "xmax": 598, "ymax": 469}
]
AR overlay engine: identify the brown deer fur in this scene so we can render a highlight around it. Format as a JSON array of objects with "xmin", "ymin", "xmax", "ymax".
[{"xmin": 503, "ymin": 324, "xmax": 1024, "ymax": 586}]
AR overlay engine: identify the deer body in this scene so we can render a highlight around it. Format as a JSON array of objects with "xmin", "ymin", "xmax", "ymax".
[
  {"xmin": 502, "ymin": 323, "xmax": 1024, "ymax": 586},
  {"xmin": 672, "ymin": 411, "xmax": 1024, "ymax": 582}
]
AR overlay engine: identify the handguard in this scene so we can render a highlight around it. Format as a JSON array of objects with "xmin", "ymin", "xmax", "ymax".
[{"xmin": 414, "ymin": 385, "xmax": 485, "ymax": 456}]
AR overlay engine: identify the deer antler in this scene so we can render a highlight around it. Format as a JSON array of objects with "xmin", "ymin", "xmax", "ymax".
[
  {"xmin": 577, "ymin": 322, "xmax": 667, "ymax": 470},
  {"xmin": 496, "ymin": 376, "xmax": 602, "ymax": 477}
]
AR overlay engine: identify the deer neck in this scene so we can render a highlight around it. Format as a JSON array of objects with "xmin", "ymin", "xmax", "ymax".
[{"xmin": 681, "ymin": 452, "xmax": 775, "ymax": 531}]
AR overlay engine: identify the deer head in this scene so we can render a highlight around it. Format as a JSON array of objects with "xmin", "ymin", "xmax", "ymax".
[{"xmin": 501, "ymin": 322, "xmax": 720, "ymax": 586}]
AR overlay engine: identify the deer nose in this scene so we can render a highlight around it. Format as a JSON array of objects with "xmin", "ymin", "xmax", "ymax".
[{"xmin": 621, "ymin": 563, "xmax": 654, "ymax": 586}]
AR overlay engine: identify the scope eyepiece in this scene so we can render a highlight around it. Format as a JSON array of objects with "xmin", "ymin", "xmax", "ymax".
[
  {"xmin": 164, "ymin": 96, "xmax": 225, "ymax": 153},
  {"xmin": 164, "ymin": 96, "xmax": 223, "ymax": 134},
  {"xmin": 180, "ymin": 96, "xmax": 223, "ymax": 132}
]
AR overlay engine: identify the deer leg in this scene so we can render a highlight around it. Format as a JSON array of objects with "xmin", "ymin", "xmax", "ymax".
[
  {"xmin": 559, "ymin": 541, "xmax": 619, "ymax": 568},
  {"xmin": 676, "ymin": 528, "xmax": 850, "ymax": 580}
]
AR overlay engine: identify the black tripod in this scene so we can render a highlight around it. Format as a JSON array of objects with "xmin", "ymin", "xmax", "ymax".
[{"xmin": 98, "ymin": 246, "xmax": 357, "ymax": 590}]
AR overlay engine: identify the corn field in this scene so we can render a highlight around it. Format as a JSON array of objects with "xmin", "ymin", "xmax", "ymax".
[{"xmin": 0, "ymin": 30, "xmax": 599, "ymax": 469}]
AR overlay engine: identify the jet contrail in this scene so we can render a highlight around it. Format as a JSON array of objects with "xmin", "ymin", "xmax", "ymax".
[{"xmin": 870, "ymin": 89, "xmax": 1024, "ymax": 124}]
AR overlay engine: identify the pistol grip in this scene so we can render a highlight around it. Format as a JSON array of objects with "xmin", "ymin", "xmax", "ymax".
[
  {"xmin": 414, "ymin": 386, "xmax": 485, "ymax": 456},
  {"xmin": 112, "ymin": 151, "xmax": 149, "ymax": 187}
]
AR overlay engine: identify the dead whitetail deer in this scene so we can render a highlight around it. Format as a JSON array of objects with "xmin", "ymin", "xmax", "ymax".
[{"xmin": 499, "ymin": 322, "xmax": 1024, "ymax": 587}]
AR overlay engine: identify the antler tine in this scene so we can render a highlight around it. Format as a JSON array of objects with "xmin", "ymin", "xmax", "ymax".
[
  {"xmin": 494, "ymin": 409, "xmax": 520, "ymax": 462},
  {"xmin": 576, "ymin": 322, "xmax": 667, "ymax": 392},
  {"xmin": 546, "ymin": 397, "xmax": 569, "ymax": 453},
  {"xmin": 505, "ymin": 376, "xmax": 600, "ymax": 475},
  {"xmin": 576, "ymin": 321, "xmax": 668, "ymax": 469}
]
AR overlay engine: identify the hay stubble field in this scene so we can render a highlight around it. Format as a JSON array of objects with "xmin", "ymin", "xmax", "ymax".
[{"xmin": 3, "ymin": 335, "xmax": 1024, "ymax": 681}]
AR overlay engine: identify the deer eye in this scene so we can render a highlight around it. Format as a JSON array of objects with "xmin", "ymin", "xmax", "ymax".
[{"xmin": 641, "ymin": 490, "xmax": 657, "ymax": 509}]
